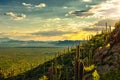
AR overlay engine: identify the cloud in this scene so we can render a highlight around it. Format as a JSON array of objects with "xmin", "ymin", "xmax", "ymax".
[
  {"xmin": 63, "ymin": 6, "xmax": 68, "ymax": 9},
  {"xmin": 68, "ymin": 10, "xmax": 81, "ymax": 16},
  {"xmin": 0, "ymin": 32, "xmax": 29, "ymax": 39},
  {"xmin": 67, "ymin": 10, "xmax": 93, "ymax": 17},
  {"xmin": 89, "ymin": 0, "xmax": 120, "ymax": 18},
  {"xmin": 64, "ymin": 31, "xmax": 97, "ymax": 40},
  {"xmin": 67, "ymin": 0, "xmax": 120, "ymax": 18},
  {"xmin": 5, "ymin": 12, "xmax": 26, "ymax": 20},
  {"xmin": 82, "ymin": 18, "xmax": 119, "ymax": 32},
  {"xmin": 22, "ymin": 2, "xmax": 46, "ymax": 9},
  {"xmin": 22, "ymin": 2, "xmax": 32, "ymax": 7},
  {"xmin": 14, "ymin": 14, "xmax": 26, "ymax": 20},
  {"xmin": 0, "ymin": 29, "xmax": 97, "ymax": 41},
  {"xmin": 81, "ymin": 11, "xmax": 94, "ymax": 16},
  {"xmin": 82, "ymin": 27, "xmax": 102, "ymax": 31},
  {"xmin": 5, "ymin": 12, "xmax": 15, "ymax": 17},
  {"xmin": 0, "ymin": 31, "xmax": 72, "ymax": 41},
  {"xmin": 81, "ymin": 18, "xmax": 118, "ymax": 32},
  {"xmin": 31, "ymin": 30, "xmax": 77, "ymax": 36},
  {"xmin": 94, "ymin": 19, "xmax": 118, "ymax": 27},
  {"xmin": 47, "ymin": 18, "xmax": 61, "ymax": 21},
  {"xmin": 82, "ymin": 0, "xmax": 92, "ymax": 2},
  {"xmin": 35, "ymin": 3, "xmax": 46, "ymax": 8}
]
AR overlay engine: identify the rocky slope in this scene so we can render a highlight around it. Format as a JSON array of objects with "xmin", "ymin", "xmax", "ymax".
[{"xmin": 93, "ymin": 21, "xmax": 120, "ymax": 75}]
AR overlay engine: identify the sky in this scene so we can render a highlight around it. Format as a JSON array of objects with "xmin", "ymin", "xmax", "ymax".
[{"xmin": 0, "ymin": 0, "xmax": 120, "ymax": 41}]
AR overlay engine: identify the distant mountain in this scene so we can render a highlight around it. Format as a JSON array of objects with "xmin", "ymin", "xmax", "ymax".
[
  {"xmin": 0, "ymin": 37, "xmax": 12, "ymax": 42},
  {"xmin": 0, "ymin": 38, "xmax": 85, "ymax": 47},
  {"xmin": 53, "ymin": 40, "xmax": 86, "ymax": 46}
]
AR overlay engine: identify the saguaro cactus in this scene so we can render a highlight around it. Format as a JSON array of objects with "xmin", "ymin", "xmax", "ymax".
[
  {"xmin": 105, "ymin": 22, "xmax": 108, "ymax": 32},
  {"xmin": 73, "ymin": 45, "xmax": 79, "ymax": 80},
  {"xmin": 79, "ymin": 61, "xmax": 84, "ymax": 80},
  {"xmin": 73, "ymin": 45, "xmax": 84, "ymax": 80},
  {"xmin": 109, "ymin": 25, "xmax": 111, "ymax": 32}
]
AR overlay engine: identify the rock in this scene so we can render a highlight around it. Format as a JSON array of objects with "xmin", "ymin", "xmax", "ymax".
[
  {"xmin": 84, "ymin": 73, "xmax": 92, "ymax": 80},
  {"xmin": 103, "ymin": 56, "xmax": 111, "ymax": 64},
  {"xmin": 97, "ymin": 64, "xmax": 110, "ymax": 74},
  {"xmin": 110, "ymin": 44, "xmax": 120, "ymax": 53},
  {"xmin": 113, "ymin": 52, "xmax": 119, "ymax": 56}
]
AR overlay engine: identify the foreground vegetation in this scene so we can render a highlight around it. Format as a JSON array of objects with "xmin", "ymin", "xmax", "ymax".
[{"xmin": 0, "ymin": 47, "xmax": 65, "ymax": 78}]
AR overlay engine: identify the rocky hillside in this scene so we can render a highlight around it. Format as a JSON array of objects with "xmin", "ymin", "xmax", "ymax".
[{"xmin": 93, "ymin": 21, "xmax": 120, "ymax": 79}]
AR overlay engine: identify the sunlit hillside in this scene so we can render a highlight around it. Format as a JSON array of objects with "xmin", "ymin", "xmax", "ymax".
[{"xmin": 0, "ymin": 21, "xmax": 119, "ymax": 80}]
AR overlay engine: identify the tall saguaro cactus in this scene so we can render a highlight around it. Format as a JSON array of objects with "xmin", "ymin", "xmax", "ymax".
[
  {"xmin": 105, "ymin": 22, "xmax": 108, "ymax": 32},
  {"xmin": 76, "ymin": 45, "xmax": 80, "ymax": 59},
  {"xmin": 73, "ymin": 45, "xmax": 84, "ymax": 80},
  {"xmin": 79, "ymin": 61, "xmax": 84, "ymax": 80},
  {"xmin": 109, "ymin": 25, "xmax": 111, "ymax": 32}
]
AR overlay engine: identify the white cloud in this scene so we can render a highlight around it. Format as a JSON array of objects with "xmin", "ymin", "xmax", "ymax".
[
  {"xmin": 13, "ymin": 14, "xmax": 26, "ymax": 20},
  {"xmin": 65, "ymin": 14, "xmax": 69, "ymax": 16},
  {"xmin": 35, "ymin": 3, "xmax": 46, "ymax": 8},
  {"xmin": 82, "ymin": 0, "xmax": 92, "ymax": 2},
  {"xmin": 68, "ymin": 10, "xmax": 80, "ymax": 16},
  {"xmin": 63, "ymin": 6, "xmax": 68, "ymax": 9},
  {"xmin": 5, "ymin": 12, "xmax": 15, "ymax": 17},
  {"xmin": 22, "ymin": 2, "xmax": 32, "ymax": 7},
  {"xmin": 85, "ymin": 5, "xmax": 89, "ymax": 8},
  {"xmin": 47, "ymin": 18, "xmax": 61, "ymax": 21},
  {"xmin": 89, "ymin": 0, "xmax": 120, "ymax": 18},
  {"xmin": 5, "ymin": 12, "xmax": 26, "ymax": 20}
]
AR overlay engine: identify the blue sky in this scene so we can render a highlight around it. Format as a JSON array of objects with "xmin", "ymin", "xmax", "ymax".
[{"xmin": 0, "ymin": 0, "xmax": 119, "ymax": 41}]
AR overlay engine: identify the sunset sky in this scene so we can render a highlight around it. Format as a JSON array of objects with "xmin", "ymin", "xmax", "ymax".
[{"xmin": 0, "ymin": 0, "xmax": 119, "ymax": 41}]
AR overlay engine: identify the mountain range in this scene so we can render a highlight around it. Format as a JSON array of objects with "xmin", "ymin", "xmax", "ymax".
[{"xmin": 0, "ymin": 37, "xmax": 85, "ymax": 47}]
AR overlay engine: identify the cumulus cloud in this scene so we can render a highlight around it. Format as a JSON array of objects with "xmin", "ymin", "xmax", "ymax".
[
  {"xmin": 89, "ymin": 0, "xmax": 120, "ymax": 18},
  {"xmin": 5, "ymin": 12, "xmax": 26, "ymax": 20},
  {"xmin": 14, "ymin": 14, "xmax": 26, "ymax": 20},
  {"xmin": 22, "ymin": 2, "xmax": 46, "ymax": 8},
  {"xmin": 5, "ymin": 12, "xmax": 15, "ymax": 17},
  {"xmin": 63, "ymin": 6, "xmax": 68, "ymax": 9},
  {"xmin": 82, "ymin": 0, "xmax": 92, "ymax": 2},
  {"xmin": 31, "ymin": 30, "xmax": 77, "ymax": 36},
  {"xmin": 22, "ymin": 2, "xmax": 32, "ymax": 7},
  {"xmin": 35, "ymin": 3, "xmax": 46, "ymax": 8},
  {"xmin": 67, "ymin": 0, "xmax": 120, "ymax": 18}
]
